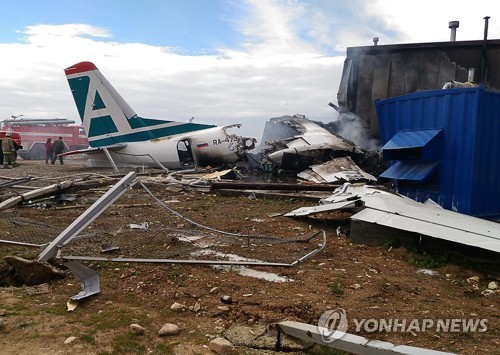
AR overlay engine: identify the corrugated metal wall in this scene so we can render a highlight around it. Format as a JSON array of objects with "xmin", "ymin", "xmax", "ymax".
[
  {"xmin": 376, "ymin": 87, "xmax": 500, "ymax": 217},
  {"xmin": 338, "ymin": 40, "xmax": 500, "ymax": 138}
]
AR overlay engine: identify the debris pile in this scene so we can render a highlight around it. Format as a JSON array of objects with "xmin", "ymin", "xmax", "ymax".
[{"xmin": 260, "ymin": 115, "xmax": 383, "ymax": 183}]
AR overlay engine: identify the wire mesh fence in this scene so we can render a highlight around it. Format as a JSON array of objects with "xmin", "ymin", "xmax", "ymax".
[{"xmin": 1, "ymin": 176, "xmax": 325, "ymax": 266}]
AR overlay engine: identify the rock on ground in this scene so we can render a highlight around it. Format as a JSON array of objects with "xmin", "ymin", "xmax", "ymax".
[
  {"xmin": 130, "ymin": 323, "xmax": 145, "ymax": 335},
  {"xmin": 158, "ymin": 323, "xmax": 179, "ymax": 336},
  {"xmin": 209, "ymin": 337, "xmax": 235, "ymax": 355}
]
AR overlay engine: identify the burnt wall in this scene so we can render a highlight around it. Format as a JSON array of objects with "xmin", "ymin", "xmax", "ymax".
[{"xmin": 337, "ymin": 40, "xmax": 500, "ymax": 137}]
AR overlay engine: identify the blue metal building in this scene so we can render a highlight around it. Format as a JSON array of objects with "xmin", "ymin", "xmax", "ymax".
[{"xmin": 375, "ymin": 86, "xmax": 500, "ymax": 218}]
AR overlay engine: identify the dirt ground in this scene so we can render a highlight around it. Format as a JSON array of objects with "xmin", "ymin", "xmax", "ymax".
[{"xmin": 0, "ymin": 160, "xmax": 498, "ymax": 355}]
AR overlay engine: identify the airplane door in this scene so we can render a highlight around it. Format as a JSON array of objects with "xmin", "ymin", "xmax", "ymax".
[{"xmin": 177, "ymin": 140, "xmax": 194, "ymax": 167}]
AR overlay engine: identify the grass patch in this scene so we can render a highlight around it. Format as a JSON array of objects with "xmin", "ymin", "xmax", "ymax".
[
  {"xmin": 82, "ymin": 308, "xmax": 131, "ymax": 331},
  {"xmin": 151, "ymin": 342, "xmax": 174, "ymax": 354},
  {"xmin": 45, "ymin": 304, "xmax": 68, "ymax": 316},
  {"xmin": 80, "ymin": 331, "xmax": 97, "ymax": 345},
  {"xmin": 112, "ymin": 333, "xmax": 147, "ymax": 354},
  {"xmin": 329, "ymin": 276, "xmax": 344, "ymax": 295},
  {"xmin": 407, "ymin": 252, "xmax": 448, "ymax": 269},
  {"xmin": 168, "ymin": 268, "xmax": 187, "ymax": 286}
]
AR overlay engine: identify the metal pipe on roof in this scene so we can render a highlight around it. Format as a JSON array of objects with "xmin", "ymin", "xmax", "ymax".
[
  {"xmin": 481, "ymin": 16, "xmax": 490, "ymax": 84},
  {"xmin": 373, "ymin": 37, "xmax": 379, "ymax": 46},
  {"xmin": 483, "ymin": 16, "xmax": 490, "ymax": 40},
  {"xmin": 448, "ymin": 21, "xmax": 459, "ymax": 41}
]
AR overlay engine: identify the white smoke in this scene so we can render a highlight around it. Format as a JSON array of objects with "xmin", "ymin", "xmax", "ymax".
[{"xmin": 335, "ymin": 112, "xmax": 380, "ymax": 151}]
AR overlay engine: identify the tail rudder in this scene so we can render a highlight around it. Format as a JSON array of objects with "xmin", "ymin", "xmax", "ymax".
[
  {"xmin": 65, "ymin": 61, "xmax": 217, "ymax": 148},
  {"xmin": 65, "ymin": 62, "xmax": 137, "ymax": 147}
]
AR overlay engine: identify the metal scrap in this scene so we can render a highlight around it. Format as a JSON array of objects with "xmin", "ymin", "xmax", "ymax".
[
  {"xmin": 297, "ymin": 157, "xmax": 376, "ymax": 183},
  {"xmin": 286, "ymin": 183, "xmax": 500, "ymax": 254},
  {"xmin": 261, "ymin": 115, "xmax": 382, "ymax": 180}
]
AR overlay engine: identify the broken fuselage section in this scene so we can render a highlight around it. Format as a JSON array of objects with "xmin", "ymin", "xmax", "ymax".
[{"xmin": 261, "ymin": 115, "xmax": 381, "ymax": 182}]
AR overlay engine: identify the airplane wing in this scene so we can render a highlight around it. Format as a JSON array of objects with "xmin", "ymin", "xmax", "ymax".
[{"xmin": 59, "ymin": 144, "xmax": 128, "ymax": 157}]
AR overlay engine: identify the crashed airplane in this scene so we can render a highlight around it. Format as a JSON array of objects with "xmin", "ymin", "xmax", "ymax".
[
  {"xmin": 62, "ymin": 62, "xmax": 256, "ymax": 170},
  {"xmin": 261, "ymin": 115, "xmax": 381, "ymax": 182}
]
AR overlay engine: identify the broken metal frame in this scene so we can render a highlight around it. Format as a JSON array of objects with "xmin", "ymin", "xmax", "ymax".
[
  {"xmin": 38, "ymin": 171, "xmax": 138, "ymax": 261},
  {"xmin": 55, "ymin": 231, "xmax": 326, "ymax": 300},
  {"xmin": 56, "ymin": 231, "xmax": 326, "ymax": 267},
  {"xmin": 30, "ymin": 170, "xmax": 328, "ymax": 300},
  {"xmin": 0, "ymin": 240, "xmax": 47, "ymax": 248}
]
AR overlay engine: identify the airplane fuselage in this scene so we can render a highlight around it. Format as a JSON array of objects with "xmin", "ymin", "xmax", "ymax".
[{"xmin": 83, "ymin": 125, "xmax": 250, "ymax": 169}]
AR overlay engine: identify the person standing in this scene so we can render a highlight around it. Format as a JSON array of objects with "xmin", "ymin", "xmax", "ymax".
[
  {"xmin": 45, "ymin": 138, "xmax": 53, "ymax": 164},
  {"xmin": 2, "ymin": 132, "xmax": 16, "ymax": 168},
  {"xmin": 52, "ymin": 136, "xmax": 66, "ymax": 164}
]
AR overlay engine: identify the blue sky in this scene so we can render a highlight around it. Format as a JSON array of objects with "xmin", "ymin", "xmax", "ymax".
[
  {"xmin": 1, "ymin": 0, "xmax": 499, "ymax": 140},
  {"xmin": 1, "ymin": 1, "xmax": 246, "ymax": 53}
]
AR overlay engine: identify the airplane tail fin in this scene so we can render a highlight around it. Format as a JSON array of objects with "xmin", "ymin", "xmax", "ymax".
[{"xmin": 65, "ymin": 61, "xmax": 215, "ymax": 148}]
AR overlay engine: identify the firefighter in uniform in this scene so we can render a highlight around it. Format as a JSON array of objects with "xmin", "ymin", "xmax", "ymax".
[{"xmin": 2, "ymin": 132, "xmax": 16, "ymax": 168}]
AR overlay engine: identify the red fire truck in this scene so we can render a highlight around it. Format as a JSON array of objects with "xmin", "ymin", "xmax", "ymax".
[{"xmin": 1, "ymin": 118, "xmax": 88, "ymax": 160}]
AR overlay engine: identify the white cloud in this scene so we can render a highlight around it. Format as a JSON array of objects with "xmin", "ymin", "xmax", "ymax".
[
  {"xmin": 0, "ymin": 3, "xmax": 345, "ymax": 141},
  {"xmin": 365, "ymin": 0, "xmax": 500, "ymax": 44},
  {"xmin": 1, "ymin": 0, "xmax": 499, "ymax": 142}
]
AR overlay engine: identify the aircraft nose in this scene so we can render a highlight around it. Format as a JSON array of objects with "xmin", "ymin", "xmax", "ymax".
[{"xmin": 267, "ymin": 150, "xmax": 284, "ymax": 165}]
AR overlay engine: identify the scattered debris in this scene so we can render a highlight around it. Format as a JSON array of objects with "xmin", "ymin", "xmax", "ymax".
[
  {"xmin": 64, "ymin": 262, "xmax": 100, "ymax": 300},
  {"xmin": 261, "ymin": 115, "xmax": 382, "ymax": 180},
  {"xmin": 128, "ymin": 222, "xmax": 149, "ymax": 230},
  {"xmin": 67, "ymin": 299, "xmax": 78, "ymax": 312},
  {"xmin": 100, "ymin": 243, "xmax": 120, "ymax": 253},
  {"xmin": 202, "ymin": 169, "xmax": 241, "ymax": 181},
  {"xmin": 286, "ymin": 183, "xmax": 500, "ymax": 255},
  {"xmin": 63, "ymin": 336, "xmax": 77, "ymax": 345},
  {"xmin": 417, "ymin": 269, "xmax": 439, "ymax": 276},
  {"xmin": 54, "ymin": 194, "xmax": 77, "ymax": 202},
  {"xmin": 297, "ymin": 157, "xmax": 376, "ymax": 184},
  {"xmin": 0, "ymin": 180, "xmax": 73, "ymax": 211}
]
